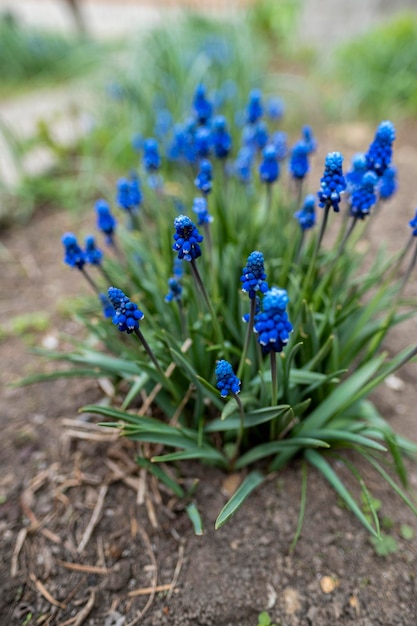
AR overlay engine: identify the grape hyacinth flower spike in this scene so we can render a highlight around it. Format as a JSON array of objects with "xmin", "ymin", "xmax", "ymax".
[
  {"xmin": 246, "ymin": 88, "xmax": 263, "ymax": 124},
  {"xmin": 143, "ymin": 137, "xmax": 162, "ymax": 190},
  {"xmin": 379, "ymin": 165, "xmax": 397, "ymax": 201},
  {"xmin": 266, "ymin": 96, "xmax": 284, "ymax": 123},
  {"xmin": 339, "ymin": 171, "xmax": 378, "ymax": 254},
  {"xmin": 254, "ymin": 287, "xmax": 293, "ymax": 407},
  {"xmin": 172, "ymin": 215, "xmax": 204, "ymax": 262},
  {"xmin": 259, "ymin": 144, "xmax": 279, "ymax": 185},
  {"xmin": 107, "ymin": 286, "xmax": 166, "ymax": 376},
  {"xmin": 84, "ymin": 234, "xmax": 113, "ymax": 285},
  {"xmin": 212, "ymin": 115, "xmax": 232, "ymax": 160},
  {"xmin": 96, "ymin": 199, "xmax": 117, "ymax": 245},
  {"xmin": 62, "ymin": 233, "xmax": 108, "ymax": 310},
  {"xmin": 302, "ymin": 125, "xmax": 317, "ymax": 154},
  {"xmin": 294, "ymin": 194, "xmax": 316, "ymax": 232},
  {"xmin": 366, "ymin": 120, "xmax": 396, "ymax": 177},
  {"xmin": 193, "ymin": 83, "xmax": 213, "ymax": 125},
  {"xmin": 238, "ymin": 251, "xmax": 269, "ymax": 378},
  {"xmin": 318, "ymin": 151, "xmax": 346, "ymax": 214},
  {"xmin": 194, "ymin": 159, "xmax": 213, "ymax": 195},
  {"xmin": 289, "ymin": 141, "xmax": 310, "ymax": 204},
  {"xmin": 215, "ymin": 359, "xmax": 244, "ymax": 463},
  {"xmin": 346, "ymin": 152, "xmax": 367, "ymax": 192},
  {"xmin": 195, "ymin": 125, "xmax": 212, "ymax": 159}
]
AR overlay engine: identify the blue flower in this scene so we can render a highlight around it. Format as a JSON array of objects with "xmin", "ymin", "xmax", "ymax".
[
  {"xmin": 173, "ymin": 257, "xmax": 184, "ymax": 278},
  {"xmin": 317, "ymin": 151, "xmax": 346, "ymax": 213},
  {"xmin": 246, "ymin": 88, "xmax": 263, "ymax": 124},
  {"xmin": 240, "ymin": 251, "xmax": 268, "ymax": 299},
  {"xmin": 165, "ymin": 277, "xmax": 183, "ymax": 303},
  {"xmin": 409, "ymin": 209, "xmax": 417, "ymax": 236},
  {"xmin": 107, "ymin": 287, "xmax": 144, "ymax": 334},
  {"xmin": 194, "ymin": 159, "xmax": 213, "ymax": 194},
  {"xmin": 173, "ymin": 215, "xmax": 204, "ymax": 261},
  {"xmin": 294, "ymin": 194, "xmax": 316, "ymax": 230},
  {"xmin": 259, "ymin": 145, "xmax": 279, "ymax": 184},
  {"xmin": 243, "ymin": 121, "xmax": 268, "ymax": 152},
  {"xmin": 289, "ymin": 141, "xmax": 309, "ymax": 180},
  {"xmin": 192, "ymin": 197, "xmax": 213, "ymax": 225},
  {"xmin": 117, "ymin": 176, "xmax": 142, "ymax": 212},
  {"xmin": 99, "ymin": 293, "xmax": 115, "ymax": 319},
  {"xmin": 346, "ymin": 152, "xmax": 367, "ymax": 190},
  {"xmin": 84, "ymin": 235, "xmax": 103, "ymax": 265},
  {"xmin": 266, "ymin": 96, "xmax": 285, "ymax": 122},
  {"xmin": 212, "ymin": 115, "xmax": 232, "ymax": 159},
  {"xmin": 95, "ymin": 199, "xmax": 117, "ymax": 244},
  {"xmin": 193, "ymin": 84, "xmax": 213, "ymax": 124},
  {"xmin": 143, "ymin": 138, "xmax": 161, "ymax": 172},
  {"xmin": 234, "ymin": 147, "xmax": 253, "ymax": 184},
  {"xmin": 254, "ymin": 287, "xmax": 293, "ymax": 354},
  {"xmin": 215, "ymin": 360, "xmax": 241, "ymax": 397},
  {"xmin": 195, "ymin": 125, "xmax": 212, "ymax": 158},
  {"xmin": 366, "ymin": 120, "xmax": 396, "ymax": 176},
  {"xmin": 271, "ymin": 131, "xmax": 288, "ymax": 160},
  {"xmin": 350, "ymin": 171, "xmax": 378, "ymax": 219},
  {"xmin": 62, "ymin": 233, "xmax": 85, "ymax": 269},
  {"xmin": 379, "ymin": 165, "xmax": 397, "ymax": 200},
  {"xmin": 302, "ymin": 125, "xmax": 317, "ymax": 154}
]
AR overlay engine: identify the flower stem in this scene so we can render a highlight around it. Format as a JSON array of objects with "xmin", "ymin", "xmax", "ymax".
[
  {"xmin": 230, "ymin": 392, "xmax": 245, "ymax": 468},
  {"xmin": 98, "ymin": 265, "xmax": 114, "ymax": 287},
  {"xmin": 134, "ymin": 327, "xmax": 163, "ymax": 374},
  {"xmin": 401, "ymin": 238, "xmax": 417, "ymax": 290},
  {"xmin": 237, "ymin": 297, "xmax": 256, "ymax": 379},
  {"xmin": 190, "ymin": 259, "xmax": 223, "ymax": 346},
  {"xmin": 302, "ymin": 201, "xmax": 331, "ymax": 298},
  {"xmin": 270, "ymin": 351, "xmax": 278, "ymax": 407},
  {"xmin": 337, "ymin": 215, "xmax": 358, "ymax": 256},
  {"xmin": 80, "ymin": 267, "xmax": 101, "ymax": 296}
]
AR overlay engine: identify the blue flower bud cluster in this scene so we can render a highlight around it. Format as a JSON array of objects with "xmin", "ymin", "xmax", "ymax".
[
  {"xmin": 193, "ymin": 84, "xmax": 213, "ymax": 124},
  {"xmin": 194, "ymin": 159, "xmax": 213, "ymax": 194},
  {"xmin": 289, "ymin": 141, "xmax": 309, "ymax": 180},
  {"xmin": 165, "ymin": 277, "xmax": 183, "ymax": 303},
  {"xmin": 254, "ymin": 287, "xmax": 293, "ymax": 354},
  {"xmin": 99, "ymin": 293, "xmax": 115, "ymax": 319},
  {"xmin": 240, "ymin": 251, "xmax": 268, "ymax": 299},
  {"xmin": 117, "ymin": 175, "xmax": 142, "ymax": 212},
  {"xmin": 192, "ymin": 197, "xmax": 213, "ymax": 226},
  {"xmin": 143, "ymin": 138, "xmax": 161, "ymax": 172},
  {"xmin": 96, "ymin": 200, "xmax": 117, "ymax": 244},
  {"xmin": 215, "ymin": 359, "xmax": 241, "ymax": 397},
  {"xmin": 107, "ymin": 287, "xmax": 144, "ymax": 334},
  {"xmin": 62, "ymin": 233, "xmax": 85, "ymax": 269},
  {"xmin": 84, "ymin": 235, "xmax": 103, "ymax": 265},
  {"xmin": 212, "ymin": 115, "xmax": 232, "ymax": 159},
  {"xmin": 366, "ymin": 120, "xmax": 396, "ymax": 176},
  {"xmin": 379, "ymin": 165, "xmax": 397, "ymax": 200},
  {"xmin": 266, "ymin": 97, "xmax": 284, "ymax": 122},
  {"xmin": 242, "ymin": 295, "xmax": 262, "ymax": 323},
  {"xmin": 302, "ymin": 125, "xmax": 317, "ymax": 154},
  {"xmin": 234, "ymin": 147, "xmax": 253, "ymax": 184},
  {"xmin": 346, "ymin": 152, "xmax": 367, "ymax": 190},
  {"xmin": 195, "ymin": 125, "xmax": 212, "ymax": 158},
  {"xmin": 259, "ymin": 145, "xmax": 279, "ymax": 184},
  {"xmin": 173, "ymin": 215, "xmax": 204, "ymax": 261},
  {"xmin": 350, "ymin": 171, "xmax": 378, "ymax": 219},
  {"xmin": 317, "ymin": 152, "xmax": 346, "ymax": 212},
  {"xmin": 271, "ymin": 131, "xmax": 288, "ymax": 160},
  {"xmin": 294, "ymin": 194, "xmax": 316, "ymax": 231},
  {"xmin": 246, "ymin": 89, "xmax": 263, "ymax": 124}
]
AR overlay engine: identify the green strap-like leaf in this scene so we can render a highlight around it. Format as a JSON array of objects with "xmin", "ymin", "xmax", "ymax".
[
  {"xmin": 205, "ymin": 405, "xmax": 292, "ymax": 432},
  {"xmin": 304, "ymin": 429, "xmax": 387, "ymax": 452},
  {"xmin": 186, "ymin": 502, "xmax": 204, "ymax": 535},
  {"xmin": 152, "ymin": 447, "xmax": 227, "ymax": 466},
  {"xmin": 135, "ymin": 456, "xmax": 184, "ymax": 498},
  {"xmin": 235, "ymin": 438, "xmax": 330, "ymax": 469},
  {"xmin": 305, "ymin": 449, "xmax": 379, "ymax": 538},
  {"xmin": 215, "ymin": 470, "xmax": 265, "ymax": 529}
]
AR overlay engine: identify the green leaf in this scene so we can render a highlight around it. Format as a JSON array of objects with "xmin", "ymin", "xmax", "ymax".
[
  {"xmin": 370, "ymin": 533, "xmax": 398, "ymax": 557},
  {"xmin": 305, "ymin": 449, "xmax": 380, "ymax": 538},
  {"xmin": 205, "ymin": 405, "xmax": 292, "ymax": 432},
  {"xmin": 152, "ymin": 447, "xmax": 227, "ymax": 465},
  {"xmin": 186, "ymin": 502, "xmax": 204, "ymax": 535},
  {"xmin": 135, "ymin": 456, "xmax": 184, "ymax": 498},
  {"xmin": 400, "ymin": 524, "xmax": 414, "ymax": 541},
  {"xmin": 121, "ymin": 373, "xmax": 149, "ymax": 409},
  {"xmin": 298, "ymin": 356, "xmax": 385, "ymax": 434},
  {"xmin": 235, "ymin": 437, "xmax": 330, "ymax": 469},
  {"xmin": 215, "ymin": 471, "xmax": 265, "ymax": 529},
  {"xmin": 304, "ymin": 429, "xmax": 387, "ymax": 452}
]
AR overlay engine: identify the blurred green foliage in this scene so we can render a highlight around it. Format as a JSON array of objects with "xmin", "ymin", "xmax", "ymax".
[{"xmin": 334, "ymin": 12, "xmax": 417, "ymax": 118}]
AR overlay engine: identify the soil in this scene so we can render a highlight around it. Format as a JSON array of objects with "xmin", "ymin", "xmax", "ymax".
[{"xmin": 1, "ymin": 118, "xmax": 417, "ymax": 626}]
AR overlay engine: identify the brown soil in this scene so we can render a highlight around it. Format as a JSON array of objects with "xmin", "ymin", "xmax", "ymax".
[{"xmin": 1, "ymin": 119, "xmax": 417, "ymax": 626}]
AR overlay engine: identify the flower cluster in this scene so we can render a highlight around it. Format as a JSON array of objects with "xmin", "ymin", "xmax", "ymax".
[
  {"xmin": 215, "ymin": 360, "xmax": 241, "ymax": 397},
  {"xmin": 254, "ymin": 287, "xmax": 293, "ymax": 354},
  {"xmin": 143, "ymin": 138, "xmax": 161, "ymax": 172},
  {"xmin": 193, "ymin": 83, "xmax": 213, "ymax": 124},
  {"xmin": 173, "ymin": 215, "xmax": 204, "ymax": 261},
  {"xmin": 117, "ymin": 176, "xmax": 142, "ymax": 212},
  {"xmin": 195, "ymin": 159, "xmax": 213, "ymax": 194},
  {"xmin": 84, "ymin": 235, "xmax": 103, "ymax": 265},
  {"xmin": 240, "ymin": 251, "xmax": 268, "ymax": 299},
  {"xmin": 366, "ymin": 120, "xmax": 396, "ymax": 176},
  {"xmin": 62, "ymin": 233, "xmax": 85, "ymax": 269},
  {"xmin": 107, "ymin": 287, "xmax": 144, "ymax": 334},
  {"xmin": 294, "ymin": 194, "xmax": 316, "ymax": 231},
  {"xmin": 379, "ymin": 165, "xmax": 397, "ymax": 200},
  {"xmin": 409, "ymin": 209, "xmax": 417, "ymax": 236},
  {"xmin": 165, "ymin": 277, "xmax": 183, "ymax": 303},
  {"xmin": 212, "ymin": 115, "xmax": 232, "ymax": 159},
  {"xmin": 350, "ymin": 171, "xmax": 378, "ymax": 219},
  {"xmin": 317, "ymin": 151, "xmax": 346, "ymax": 212},
  {"xmin": 289, "ymin": 141, "xmax": 309, "ymax": 180},
  {"xmin": 192, "ymin": 197, "xmax": 213, "ymax": 225},
  {"xmin": 259, "ymin": 145, "xmax": 279, "ymax": 184},
  {"xmin": 96, "ymin": 199, "xmax": 117, "ymax": 244}
]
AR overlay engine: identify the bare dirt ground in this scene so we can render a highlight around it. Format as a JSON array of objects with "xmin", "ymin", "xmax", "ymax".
[{"xmin": 1, "ymin": 118, "xmax": 417, "ymax": 626}]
